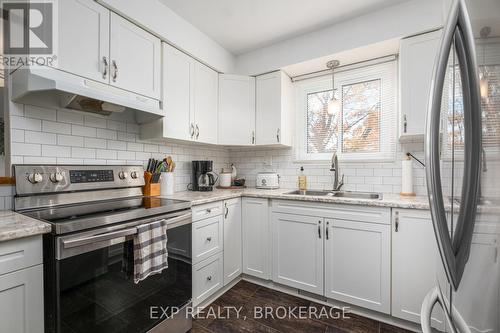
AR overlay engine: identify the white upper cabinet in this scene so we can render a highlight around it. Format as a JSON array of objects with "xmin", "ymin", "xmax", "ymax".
[
  {"xmin": 392, "ymin": 209, "xmax": 445, "ymax": 330},
  {"xmin": 142, "ymin": 48, "xmax": 218, "ymax": 144},
  {"xmin": 255, "ymin": 71, "xmax": 294, "ymax": 146},
  {"xmin": 109, "ymin": 13, "xmax": 161, "ymax": 99},
  {"xmin": 194, "ymin": 62, "xmax": 219, "ymax": 144},
  {"xmin": 160, "ymin": 43, "xmax": 194, "ymax": 141},
  {"xmin": 57, "ymin": 0, "xmax": 110, "ymax": 83},
  {"xmin": 399, "ymin": 30, "xmax": 442, "ymax": 141},
  {"xmin": 218, "ymin": 75, "xmax": 256, "ymax": 146},
  {"xmin": 272, "ymin": 213, "xmax": 324, "ymax": 295}
]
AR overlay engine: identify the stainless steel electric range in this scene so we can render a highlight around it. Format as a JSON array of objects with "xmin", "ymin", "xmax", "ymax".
[{"xmin": 13, "ymin": 164, "xmax": 193, "ymax": 333}]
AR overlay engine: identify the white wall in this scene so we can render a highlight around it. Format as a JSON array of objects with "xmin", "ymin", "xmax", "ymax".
[
  {"xmin": 235, "ymin": 0, "xmax": 446, "ymax": 75},
  {"xmin": 98, "ymin": 0, "xmax": 235, "ymax": 73}
]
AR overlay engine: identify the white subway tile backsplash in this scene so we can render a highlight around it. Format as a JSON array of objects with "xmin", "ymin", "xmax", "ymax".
[
  {"xmin": 24, "ymin": 156, "xmax": 57, "ymax": 164},
  {"xmin": 84, "ymin": 116, "xmax": 107, "ymax": 129},
  {"xmin": 56, "ymin": 158, "xmax": 84, "ymax": 164},
  {"xmin": 11, "ymin": 129, "xmax": 25, "ymax": 143},
  {"xmin": 84, "ymin": 137, "xmax": 107, "ymax": 149},
  {"xmin": 25, "ymin": 131, "xmax": 57, "ymax": 145},
  {"xmin": 11, "ymin": 115, "xmax": 41, "ymax": 131},
  {"xmin": 127, "ymin": 142, "xmax": 144, "ymax": 152},
  {"xmin": 107, "ymin": 120, "xmax": 127, "ymax": 132},
  {"xmin": 107, "ymin": 140, "xmax": 127, "ymax": 151},
  {"xmin": 116, "ymin": 151, "xmax": 135, "ymax": 160},
  {"xmin": 42, "ymin": 145, "xmax": 71, "ymax": 158},
  {"xmin": 117, "ymin": 131, "xmax": 135, "ymax": 142},
  {"xmin": 71, "ymin": 147, "xmax": 96, "ymax": 159},
  {"xmin": 25, "ymin": 105, "xmax": 57, "ymax": 121},
  {"xmin": 97, "ymin": 149, "xmax": 118, "ymax": 160},
  {"xmin": 57, "ymin": 134, "xmax": 84, "ymax": 147},
  {"xmin": 97, "ymin": 128, "xmax": 118, "ymax": 140},
  {"xmin": 72, "ymin": 125, "xmax": 97, "ymax": 137},
  {"xmin": 57, "ymin": 110, "xmax": 84, "ymax": 124},
  {"xmin": 12, "ymin": 142, "xmax": 41, "ymax": 156},
  {"xmin": 42, "ymin": 120, "xmax": 71, "ymax": 134}
]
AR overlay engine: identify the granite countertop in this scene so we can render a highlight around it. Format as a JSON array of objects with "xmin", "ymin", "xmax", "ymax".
[
  {"xmin": 162, "ymin": 188, "xmax": 432, "ymax": 210},
  {"xmin": 0, "ymin": 211, "xmax": 52, "ymax": 242}
]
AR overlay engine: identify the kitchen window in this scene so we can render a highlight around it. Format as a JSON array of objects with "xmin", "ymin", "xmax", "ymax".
[{"xmin": 296, "ymin": 60, "xmax": 397, "ymax": 162}]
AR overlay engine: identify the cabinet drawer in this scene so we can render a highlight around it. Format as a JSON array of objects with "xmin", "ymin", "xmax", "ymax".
[
  {"xmin": 192, "ymin": 252, "xmax": 223, "ymax": 306},
  {"xmin": 192, "ymin": 201, "xmax": 223, "ymax": 222},
  {"xmin": 192, "ymin": 215, "xmax": 223, "ymax": 264},
  {"xmin": 0, "ymin": 235, "xmax": 42, "ymax": 276}
]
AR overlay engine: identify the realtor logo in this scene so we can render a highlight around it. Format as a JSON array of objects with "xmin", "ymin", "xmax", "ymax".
[{"xmin": 1, "ymin": 0, "xmax": 57, "ymax": 68}]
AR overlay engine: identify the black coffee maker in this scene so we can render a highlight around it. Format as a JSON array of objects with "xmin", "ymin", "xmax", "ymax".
[{"xmin": 191, "ymin": 161, "xmax": 218, "ymax": 191}]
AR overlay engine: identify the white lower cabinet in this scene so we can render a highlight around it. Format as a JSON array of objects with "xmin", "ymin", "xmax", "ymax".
[
  {"xmin": 392, "ymin": 209, "xmax": 445, "ymax": 330},
  {"xmin": 272, "ymin": 213, "xmax": 324, "ymax": 294},
  {"xmin": 324, "ymin": 218, "xmax": 390, "ymax": 313},
  {"xmin": 192, "ymin": 252, "xmax": 223, "ymax": 307},
  {"xmin": 0, "ymin": 236, "xmax": 44, "ymax": 333},
  {"xmin": 242, "ymin": 198, "xmax": 271, "ymax": 279},
  {"xmin": 223, "ymin": 198, "xmax": 242, "ymax": 285}
]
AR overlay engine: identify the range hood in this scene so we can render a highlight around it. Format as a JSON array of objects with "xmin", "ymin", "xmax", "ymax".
[{"xmin": 10, "ymin": 66, "xmax": 163, "ymax": 123}]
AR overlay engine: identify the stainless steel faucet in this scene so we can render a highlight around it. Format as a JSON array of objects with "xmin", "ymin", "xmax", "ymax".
[{"xmin": 330, "ymin": 152, "xmax": 344, "ymax": 191}]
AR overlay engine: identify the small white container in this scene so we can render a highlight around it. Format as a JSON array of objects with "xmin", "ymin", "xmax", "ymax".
[
  {"xmin": 160, "ymin": 172, "xmax": 175, "ymax": 196},
  {"xmin": 219, "ymin": 172, "xmax": 232, "ymax": 188}
]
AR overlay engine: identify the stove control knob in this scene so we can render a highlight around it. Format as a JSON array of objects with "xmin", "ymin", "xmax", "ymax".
[
  {"xmin": 118, "ymin": 171, "xmax": 128, "ymax": 180},
  {"xmin": 28, "ymin": 172, "xmax": 43, "ymax": 184},
  {"xmin": 49, "ymin": 172, "xmax": 63, "ymax": 183},
  {"xmin": 130, "ymin": 171, "xmax": 139, "ymax": 179}
]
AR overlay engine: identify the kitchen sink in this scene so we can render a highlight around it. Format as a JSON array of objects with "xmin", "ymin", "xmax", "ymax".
[{"xmin": 285, "ymin": 190, "xmax": 383, "ymax": 200}]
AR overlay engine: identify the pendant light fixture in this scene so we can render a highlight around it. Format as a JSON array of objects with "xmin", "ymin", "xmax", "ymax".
[
  {"xmin": 326, "ymin": 60, "xmax": 341, "ymax": 115},
  {"xmin": 479, "ymin": 26, "xmax": 491, "ymax": 100}
]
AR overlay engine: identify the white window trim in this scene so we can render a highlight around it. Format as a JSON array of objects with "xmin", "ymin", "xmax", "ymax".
[{"xmin": 295, "ymin": 60, "xmax": 398, "ymax": 163}]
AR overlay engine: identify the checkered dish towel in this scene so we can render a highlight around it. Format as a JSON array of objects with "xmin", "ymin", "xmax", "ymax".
[{"xmin": 133, "ymin": 219, "xmax": 169, "ymax": 284}]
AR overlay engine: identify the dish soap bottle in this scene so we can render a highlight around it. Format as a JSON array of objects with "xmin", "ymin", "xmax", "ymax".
[{"xmin": 298, "ymin": 166, "xmax": 307, "ymax": 191}]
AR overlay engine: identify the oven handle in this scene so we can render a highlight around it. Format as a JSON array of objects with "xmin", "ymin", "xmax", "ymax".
[
  {"xmin": 62, "ymin": 227, "xmax": 138, "ymax": 249},
  {"xmin": 62, "ymin": 212, "xmax": 192, "ymax": 249}
]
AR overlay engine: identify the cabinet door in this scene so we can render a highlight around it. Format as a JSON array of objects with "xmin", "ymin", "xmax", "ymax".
[
  {"xmin": 242, "ymin": 198, "xmax": 270, "ymax": 279},
  {"xmin": 192, "ymin": 215, "xmax": 223, "ymax": 264},
  {"xmin": 192, "ymin": 252, "xmax": 223, "ymax": 307},
  {"xmin": 399, "ymin": 30, "xmax": 442, "ymax": 140},
  {"xmin": 57, "ymin": 0, "xmax": 109, "ymax": 83},
  {"xmin": 223, "ymin": 198, "xmax": 242, "ymax": 285},
  {"xmin": 194, "ymin": 62, "xmax": 218, "ymax": 144},
  {"xmin": 256, "ymin": 71, "xmax": 282, "ymax": 145},
  {"xmin": 162, "ymin": 43, "xmax": 194, "ymax": 141},
  {"xmin": 325, "ymin": 218, "xmax": 390, "ymax": 313},
  {"xmin": 0, "ymin": 265, "xmax": 44, "ymax": 333},
  {"xmin": 272, "ymin": 213, "xmax": 324, "ymax": 294},
  {"xmin": 218, "ymin": 75, "xmax": 256, "ymax": 145},
  {"xmin": 392, "ymin": 210, "xmax": 445, "ymax": 330},
  {"xmin": 110, "ymin": 13, "xmax": 161, "ymax": 99}
]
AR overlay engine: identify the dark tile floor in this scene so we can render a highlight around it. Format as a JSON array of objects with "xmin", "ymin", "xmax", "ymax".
[{"xmin": 191, "ymin": 280, "xmax": 414, "ymax": 333}]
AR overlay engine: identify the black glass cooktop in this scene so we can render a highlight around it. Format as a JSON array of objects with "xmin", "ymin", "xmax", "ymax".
[{"xmin": 20, "ymin": 196, "xmax": 191, "ymax": 234}]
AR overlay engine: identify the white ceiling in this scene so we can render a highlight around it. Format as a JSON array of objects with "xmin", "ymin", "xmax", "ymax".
[{"xmin": 159, "ymin": 0, "xmax": 409, "ymax": 55}]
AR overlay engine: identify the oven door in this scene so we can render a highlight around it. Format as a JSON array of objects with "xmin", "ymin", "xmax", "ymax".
[{"xmin": 45, "ymin": 212, "xmax": 192, "ymax": 333}]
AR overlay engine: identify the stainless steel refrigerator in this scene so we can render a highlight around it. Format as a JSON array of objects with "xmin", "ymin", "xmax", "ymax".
[{"xmin": 422, "ymin": 0, "xmax": 500, "ymax": 332}]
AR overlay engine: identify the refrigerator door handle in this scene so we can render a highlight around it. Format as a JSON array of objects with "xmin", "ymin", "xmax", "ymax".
[
  {"xmin": 425, "ymin": 0, "xmax": 482, "ymax": 291},
  {"xmin": 421, "ymin": 286, "xmax": 471, "ymax": 333}
]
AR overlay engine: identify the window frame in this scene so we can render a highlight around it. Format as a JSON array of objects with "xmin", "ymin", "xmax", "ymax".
[{"xmin": 295, "ymin": 60, "xmax": 398, "ymax": 162}]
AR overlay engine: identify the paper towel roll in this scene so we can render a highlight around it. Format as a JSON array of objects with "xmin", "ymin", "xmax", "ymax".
[{"xmin": 401, "ymin": 159, "xmax": 415, "ymax": 196}]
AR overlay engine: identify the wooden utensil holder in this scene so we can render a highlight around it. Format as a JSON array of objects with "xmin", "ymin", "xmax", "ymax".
[{"xmin": 143, "ymin": 172, "xmax": 160, "ymax": 196}]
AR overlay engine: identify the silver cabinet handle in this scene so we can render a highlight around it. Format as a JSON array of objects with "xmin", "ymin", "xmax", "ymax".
[
  {"xmin": 252, "ymin": 131, "xmax": 255, "ymax": 144},
  {"xmin": 403, "ymin": 114, "xmax": 407, "ymax": 133},
  {"xmin": 102, "ymin": 56, "xmax": 108, "ymax": 79},
  {"xmin": 196, "ymin": 124, "xmax": 200, "ymax": 140},
  {"xmin": 62, "ymin": 227, "xmax": 138, "ymax": 248},
  {"xmin": 318, "ymin": 220, "xmax": 321, "ymax": 239},
  {"xmin": 112, "ymin": 60, "xmax": 118, "ymax": 82},
  {"xmin": 326, "ymin": 221, "xmax": 329, "ymax": 240},
  {"xmin": 394, "ymin": 212, "xmax": 399, "ymax": 232},
  {"xmin": 224, "ymin": 203, "xmax": 229, "ymax": 218},
  {"xmin": 276, "ymin": 128, "xmax": 280, "ymax": 143},
  {"xmin": 206, "ymin": 208, "xmax": 211, "ymax": 213},
  {"xmin": 425, "ymin": 0, "xmax": 482, "ymax": 290},
  {"xmin": 190, "ymin": 123, "xmax": 195, "ymax": 139},
  {"xmin": 206, "ymin": 237, "xmax": 212, "ymax": 242},
  {"xmin": 206, "ymin": 276, "xmax": 212, "ymax": 281}
]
